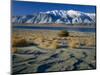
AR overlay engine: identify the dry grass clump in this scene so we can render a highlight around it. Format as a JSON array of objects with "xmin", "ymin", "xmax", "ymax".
[
  {"xmin": 38, "ymin": 41, "xmax": 50, "ymax": 48},
  {"xmin": 12, "ymin": 37, "xmax": 31, "ymax": 47},
  {"xmin": 84, "ymin": 37, "xmax": 96, "ymax": 47},
  {"xmin": 49, "ymin": 41, "xmax": 59, "ymax": 49},
  {"xmin": 27, "ymin": 36, "xmax": 37, "ymax": 41},
  {"xmin": 67, "ymin": 36, "xmax": 96, "ymax": 48},
  {"xmin": 38, "ymin": 40, "xmax": 59, "ymax": 49},
  {"xmin": 34, "ymin": 36, "xmax": 45, "ymax": 44},
  {"xmin": 58, "ymin": 30, "xmax": 69, "ymax": 37},
  {"xmin": 68, "ymin": 37, "xmax": 80, "ymax": 49}
]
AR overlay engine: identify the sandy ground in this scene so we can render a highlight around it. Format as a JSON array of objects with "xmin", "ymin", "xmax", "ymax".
[{"xmin": 12, "ymin": 29, "xmax": 96, "ymax": 74}]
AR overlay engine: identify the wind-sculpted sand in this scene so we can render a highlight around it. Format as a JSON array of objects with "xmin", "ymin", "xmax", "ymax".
[{"xmin": 12, "ymin": 29, "xmax": 96, "ymax": 74}]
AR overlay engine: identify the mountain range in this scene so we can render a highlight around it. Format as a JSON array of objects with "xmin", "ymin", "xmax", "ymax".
[{"xmin": 12, "ymin": 10, "xmax": 96, "ymax": 25}]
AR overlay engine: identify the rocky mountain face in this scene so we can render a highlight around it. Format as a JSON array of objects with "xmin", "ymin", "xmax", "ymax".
[{"xmin": 12, "ymin": 10, "xmax": 95, "ymax": 25}]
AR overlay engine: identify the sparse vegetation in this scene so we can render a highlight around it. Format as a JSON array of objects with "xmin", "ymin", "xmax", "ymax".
[
  {"xmin": 84, "ymin": 37, "xmax": 96, "ymax": 47},
  {"xmin": 12, "ymin": 38, "xmax": 32, "ymax": 47},
  {"xmin": 12, "ymin": 29, "xmax": 96, "ymax": 73},
  {"xmin": 68, "ymin": 38, "xmax": 80, "ymax": 49},
  {"xmin": 34, "ymin": 37, "xmax": 45, "ymax": 44},
  {"xmin": 49, "ymin": 41, "xmax": 59, "ymax": 49},
  {"xmin": 58, "ymin": 30, "xmax": 69, "ymax": 37},
  {"xmin": 38, "ymin": 40, "xmax": 59, "ymax": 49}
]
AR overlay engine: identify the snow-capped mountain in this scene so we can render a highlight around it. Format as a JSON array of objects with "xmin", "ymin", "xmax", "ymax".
[{"xmin": 12, "ymin": 10, "xmax": 96, "ymax": 25}]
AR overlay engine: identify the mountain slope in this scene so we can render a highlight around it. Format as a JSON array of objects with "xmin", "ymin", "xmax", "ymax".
[{"xmin": 12, "ymin": 10, "xmax": 95, "ymax": 25}]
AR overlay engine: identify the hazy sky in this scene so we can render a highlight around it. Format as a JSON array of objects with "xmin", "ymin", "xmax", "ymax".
[{"xmin": 12, "ymin": 0, "xmax": 96, "ymax": 16}]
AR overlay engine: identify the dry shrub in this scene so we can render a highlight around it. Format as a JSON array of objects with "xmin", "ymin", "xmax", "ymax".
[
  {"xmin": 38, "ymin": 40, "xmax": 59, "ymax": 49},
  {"xmin": 38, "ymin": 41, "xmax": 49, "ymax": 49},
  {"xmin": 68, "ymin": 37, "xmax": 80, "ymax": 49},
  {"xmin": 49, "ymin": 41, "xmax": 59, "ymax": 49},
  {"xmin": 12, "ymin": 38, "xmax": 30, "ymax": 47},
  {"xmin": 34, "ymin": 37, "xmax": 45, "ymax": 44},
  {"xmin": 38, "ymin": 43, "xmax": 48, "ymax": 49},
  {"xmin": 79, "ymin": 38, "xmax": 86, "ymax": 46},
  {"xmin": 58, "ymin": 30, "xmax": 69, "ymax": 37},
  {"xmin": 84, "ymin": 37, "xmax": 95, "ymax": 47}
]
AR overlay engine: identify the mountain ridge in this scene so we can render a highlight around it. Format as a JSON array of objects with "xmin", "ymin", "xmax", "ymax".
[{"xmin": 12, "ymin": 10, "xmax": 96, "ymax": 25}]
